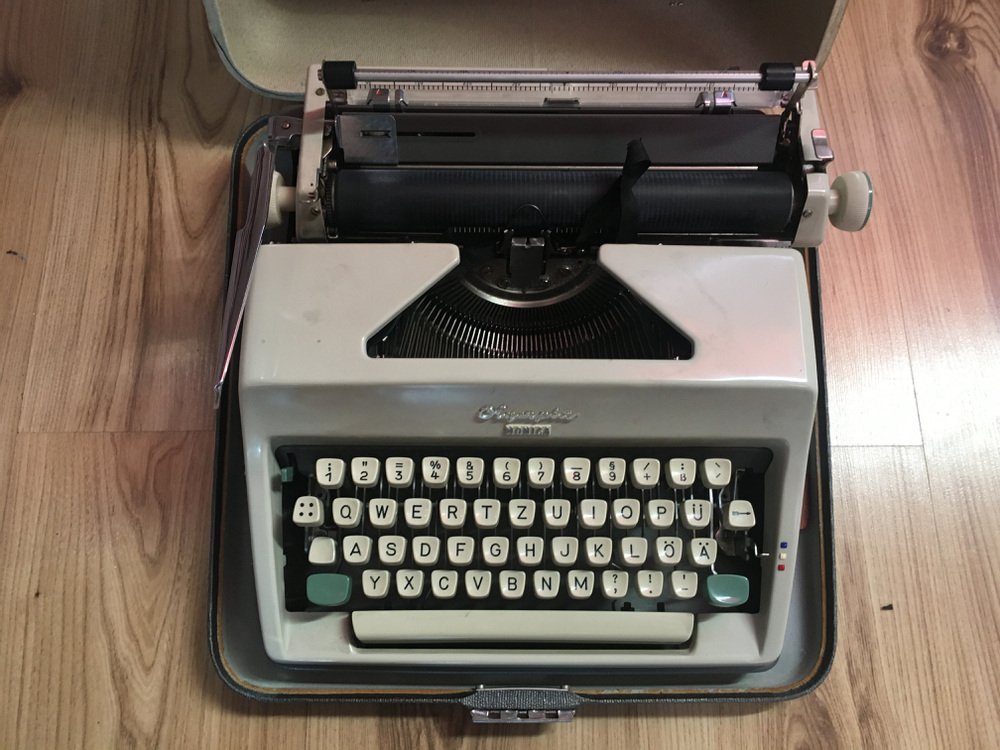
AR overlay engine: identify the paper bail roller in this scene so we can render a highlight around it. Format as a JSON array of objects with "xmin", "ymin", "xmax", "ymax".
[{"xmin": 333, "ymin": 169, "xmax": 798, "ymax": 236}]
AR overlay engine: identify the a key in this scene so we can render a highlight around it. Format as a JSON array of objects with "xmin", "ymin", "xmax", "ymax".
[
  {"xmin": 612, "ymin": 498, "xmax": 641, "ymax": 529},
  {"xmin": 601, "ymin": 570, "xmax": 628, "ymax": 599},
  {"xmin": 403, "ymin": 497, "xmax": 432, "ymax": 528},
  {"xmin": 682, "ymin": 499, "xmax": 712, "ymax": 530},
  {"xmin": 447, "ymin": 536, "xmax": 475, "ymax": 566},
  {"xmin": 307, "ymin": 573, "xmax": 351, "ymax": 606},
  {"xmin": 551, "ymin": 537, "xmax": 579, "ymax": 566},
  {"xmin": 292, "ymin": 496, "xmax": 324, "ymax": 527},
  {"xmin": 646, "ymin": 499, "xmax": 675, "ymax": 528},
  {"xmin": 352, "ymin": 610, "xmax": 694, "ymax": 644},
  {"xmin": 499, "ymin": 571, "xmax": 527, "ymax": 600},
  {"xmin": 688, "ymin": 538, "xmax": 718, "ymax": 567},
  {"xmin": 395, "ymin": 569, "xmax": 424, "ymax": 599},
  {"xmin": 377, "ymin": 535, "xmax": 406, "ymax": 565},
  {"xmin": 482, "ymin": 536, "xmax": 510, "ymax": 566},
  {"xmin": 656, "ymin": 536, "xmax": 683, "ymax": 565},
  {"xmin": 543, "ymin": 499, "xmax": 571, "ymax": 528},
  {"xmin": 342, "ymin": 535, "xmax": 372, "ymax": 565},
  {"xmin": 723, "ymin": 500, "xmax": 757, "ymax": 531},
  {"xmin": 456, "ymin": 457, "xmax": 485, "ymax": 488},
  {"xmin": 368, "ymin": 498, "xmax": 397, "ymax": 529},
  {"xmin": 619, "ymin": 537, "xmax": 648, "ymax": 567},
  {"xmin": 439, "ymin": 498, "xmax": 467, "ymax": 529},
  {"xmin": 700, "ymin": 458, "xmax": 732, "ymax": 489},
  {"xmin": 351, "ymin": 457, "xmax": 380, "ymax": 488},
  {"xmin": 666, "ymin": 458, "xmax": 696, "ymax": 489},
  {"xmin": 508, "ymin": 499, "xmax": 536, "ymax": 529},
  {"xmin": 579, "ymin": 499, "xmax": 608, "ymax": 529},
  {"xmin": 526, "ymin": 458, "xmax": 555, "ymax": 489},
  {"xmin": 533, "ymin": 570, "xmax": 561, "ymax": 599},
  {"xmin": 330, "ymin": 497, "xmax": 362, "ymax": 528},
  {"xmin": 670, "ymin": 570, "xmax": 698, "ymax": 599},
  {"xmin": 567, "ymin": 570, "xmax": 595, "ymax": 599},
  {"xmin": 431, "ymin": 570, "xmax": 459, "ymax": 599},
  {"xmin": 411, "ymin": 536, "xmax": 441, "ymax": 566},
  {"xmin": 597, "ymin": 457, "xmax": 626, "ymax": 489},
  {"xmin": 315, "ymin": 459, "xmax": 345, "ymax": 490},
  {"xmin": 361, "ymin": 570, "xmax": 391, "ymax": 599},
  {"xmin": 638, "ymin": 570, "xmax": 665, "ymax": 598},
  {"xmin": 308, "ymin": 536, "xmax": 336, "ymax": 565},
  {"xmin": 421, "ymin": 456, "xmax": 450, "ymax": 488},
  {"xmin": 465, "ymin": 570, "xmax": 492, "ymax": 599},
  {"xmin": 562, "ymin": 457, "xmax": 591, "ymax": 488},
  {"xmin": 516, "ymin": 536, "xmax": 544, "ymax": 566},
  {"xmin": 473, "ymin": 498, "xmax": 501, "ymax": 528},
  {"xmin": 385, "ymin": 457, "xmax": 414, "ymax": 488},
  {"xmin": 706, "ymin": 574, "xmax": 750, "ymax": 607},
  {"xmin": 493, "ymin": 458, "xmax": 521, "ymax": 488},
  {"xmin": 585, "ymin": 537, "xmax": 613, "ymax": 566},
  {"xmin": 631, "ymin": 458, "xmax": 661, "ymax": 490}
]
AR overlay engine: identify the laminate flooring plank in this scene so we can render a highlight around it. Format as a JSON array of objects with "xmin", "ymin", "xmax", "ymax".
[
  {"xmin": 841, "ymin": 445, "xmax": 997, "ymax": 746},
  {"xmin": 11, "ymin": 0, "xmax": 270, "ymax": 434},
  {"xmin": 818, "ymin": 7, "xmax": 925, "ymax": 448},
  {"xmin": 0, "ymin": 0, "xmax": 88, "ymax": 494},
  {"xmin": 830, "ymin": 3, "xmax": 1000, "ymax": 688},
  {"xmin": 822, "ymin": 0, "xmax": 1000, "ymax": 451},
  {"xmin": 0, "ymin": 431, "xmax": 235, "ymax": 748}
]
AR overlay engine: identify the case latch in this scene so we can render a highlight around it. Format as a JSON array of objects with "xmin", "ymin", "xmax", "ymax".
[{"xmin": 461, "ymin": 686, "xmax": 583, "ymax": 723}]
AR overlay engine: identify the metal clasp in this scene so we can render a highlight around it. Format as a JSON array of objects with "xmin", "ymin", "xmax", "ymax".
[
  {"xmin": 470, "ymin": 709, "xmax": 576, "ymax": 724},
  {"xmin": 462, "ymin": 686, "xmax": 582, "ymax": 723}
]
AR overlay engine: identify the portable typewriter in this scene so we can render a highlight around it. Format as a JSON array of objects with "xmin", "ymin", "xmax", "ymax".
[{"xmin": 215, "ymin": 39, "xmax": 871, "ymax": 677}]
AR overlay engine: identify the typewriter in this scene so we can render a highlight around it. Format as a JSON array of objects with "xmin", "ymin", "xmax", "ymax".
[{"xmin": 216, "ymin": 59, "xmax": 871, "ymax": 672}]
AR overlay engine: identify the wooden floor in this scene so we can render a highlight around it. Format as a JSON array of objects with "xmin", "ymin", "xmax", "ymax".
[{"xmin": 1, "ymin": 0, "xmax": 998, "ymax": 746}]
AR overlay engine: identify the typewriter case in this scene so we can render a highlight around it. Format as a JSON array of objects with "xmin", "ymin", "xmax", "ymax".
[{"xmin": 206, "ymin": 0, "xmax": 851, "ymax": 712}]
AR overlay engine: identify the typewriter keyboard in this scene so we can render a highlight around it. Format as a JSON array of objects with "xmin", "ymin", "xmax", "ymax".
[{"xmin": 276, "ymin": 447, "xmax": 770, "ymax": 646}]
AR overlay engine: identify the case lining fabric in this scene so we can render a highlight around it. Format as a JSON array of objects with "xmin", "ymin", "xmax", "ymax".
[{"xmin": 206, "ymin": 0, "xmax": 844, "ymax": 98}]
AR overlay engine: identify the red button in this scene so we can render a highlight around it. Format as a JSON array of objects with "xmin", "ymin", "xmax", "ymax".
[{"xmin": 777, "ymin": 564, "xmax": 786, "ymax": 572}]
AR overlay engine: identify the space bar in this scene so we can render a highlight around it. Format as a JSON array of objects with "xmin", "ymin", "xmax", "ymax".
[{"xmin": 352, "ymin": 610, "xmax": 694, "ymax": 645}]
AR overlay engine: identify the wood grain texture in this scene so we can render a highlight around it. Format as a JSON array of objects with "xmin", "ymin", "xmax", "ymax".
[
  {"xmin": 2, "ymin": 0, "xmax": 272, "ymax": 434},
  {"xmin": 1, "ymin": 0, "xmax": 999, "ymax": 746}
]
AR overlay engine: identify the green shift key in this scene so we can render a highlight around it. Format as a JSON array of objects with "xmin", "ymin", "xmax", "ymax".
[
  {"xmin": 306, "ymin": 573, "xmax": 352, "ymax": 607},
  {"xmin": 706, "ymin": 574, "xmax": 750, "ymax": 608}
]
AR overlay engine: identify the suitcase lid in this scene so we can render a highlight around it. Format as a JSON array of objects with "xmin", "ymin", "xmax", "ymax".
[{"xmin": 204, "ymin": 0, "xmax": 848, "ymax": 99}]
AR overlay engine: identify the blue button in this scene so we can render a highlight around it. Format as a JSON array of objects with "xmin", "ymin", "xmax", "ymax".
[{"xmin": 780, "ymin": 541, "xmax": 788, "ymax": 549}]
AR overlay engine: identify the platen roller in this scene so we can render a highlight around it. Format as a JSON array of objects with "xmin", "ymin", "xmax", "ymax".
[{"xmin": 334, "ymin": 168, "xmax": 799, "ymax": 236}]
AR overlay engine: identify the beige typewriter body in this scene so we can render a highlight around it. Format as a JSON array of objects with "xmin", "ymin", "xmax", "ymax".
[
  {"xmin": 211, "ymin": 0, "xmax": 869, "ymax": 673},
  {"xmin": 240, "ymin": 242, "xmax": 817, "ymax": 667}
]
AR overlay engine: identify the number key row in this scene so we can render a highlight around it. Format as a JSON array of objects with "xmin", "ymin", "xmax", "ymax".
[{"xmin": 314, "ymin": 456, "xmax": 734, "ymax": 491}]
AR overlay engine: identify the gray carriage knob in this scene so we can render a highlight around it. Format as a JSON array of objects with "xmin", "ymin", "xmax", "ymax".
[{"xmin": 828, "ymin": 170, "xmax": 873, "ymax": 232}]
